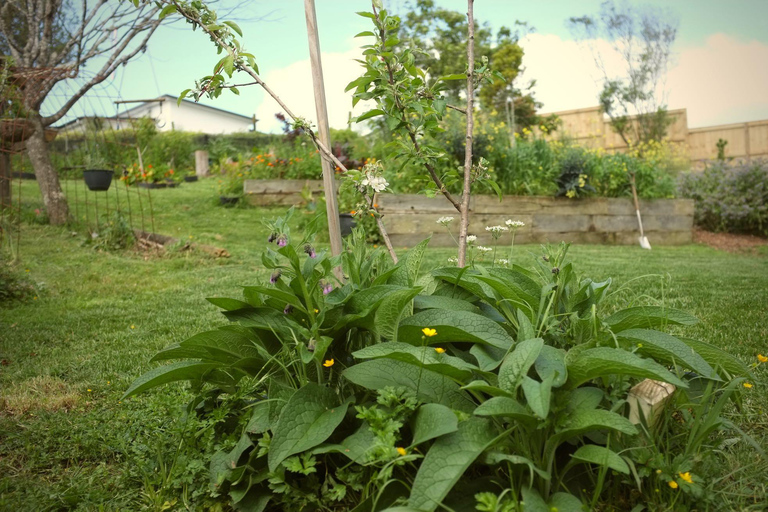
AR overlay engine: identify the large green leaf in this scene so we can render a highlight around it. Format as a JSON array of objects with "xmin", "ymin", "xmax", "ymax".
[
  {"xmin": 555, "ymin": 409, "xmax": 638, "ymax": 441},
  {"xmin": 123, "ymin": 361, "xmax": 221, "ymax": 398},
  {"xmin": 175, "ymin": 326, "xmax": 264, "ymax": 363},
  {"xmin": 411, "ymin": 403, "xmax": 459, "ymax": 446},
  {"xmin": 534, "ymin": 345, "xmax": 567, "ymax": 387},
  {"xmin": 616, "ymin": 329, "xmax": 718, "ymax": 380},
  {"xmin": 470, "ymin": 344, "xmax": 507, "ymax": 371},
  {"xmin": 399, "ymin": 309, "xmax": 515, "ymax": 350},
  {"xmin": 374, "ymin": 288, "xmax": 422, "ymax": 340},
  {"xmin": 353, "ymin": 342, "xmax": 480, "ymax": 381},
  {"xmin": 313, "ymin": 424, "xmax": 377, "ymax": 464},
  {"xmin": 346, "ymin": 285, "xmax": 408, "ymax": 313},
  {"xmin": 431, "ymin": 268, "xmax": 496, "ymax": 303},
  {"xmin": 268, "ymin": 383, "xmax": 349, "ymax": 471},
  {"xmin": 472, "ymin": 273, "xmax": 537, "ymax": 319},
  {"xmin": 498, "ymin": 338, "xmax": 544, "ymax": 393},
  {"xmin": 224, "ymin": 307, "xmax": 309, "ymax": 340},
  {"xmin": 473, "ymin": 396, "xmax": 535, "ymax": 425},
  {"xmin": 522, "ymin": 375, "xmax": 554, "ymax": 419},
  {"xmin": 242, "ymin": 285, "xmax": 306, "ymax": 313},
  {"xmin": 566, "ymin": 347, "xmax": 687, "ymax": 389},
  {"xmin": 678, "ymin": 337, "xmax": 751, "ymax": 378},
  {"xmin": 548, "ymin": 493, "xmax": 584, "ymax": 512},
  {"xmin": 571, "ymin": 445, "xmax": 630, "ymax": 474},
  {"xmin": 408, "ymin": 418, "xmax": 498, "ymax": 511},
  {"xmin": 246, "ymin": 401, "xmax": 271, "ymax": 434},
  {"xmin": 605, "ymin": 306, "xmax": 698, "ymax": 333},
  {"xmin": 413, "ymin": 295, "xmax": 481, "ymax": 314},
  {"xmin": 343, "ymin": 359, "xmax": 475, "ymax": 412},
  {"xmin": 388, "ymin": 238, "xmax": 430, "ymax": 287}
]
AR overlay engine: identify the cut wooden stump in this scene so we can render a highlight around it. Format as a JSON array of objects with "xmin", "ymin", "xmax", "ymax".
[
  {"xmin": 628, "ymin": 379, "xmax": 676, "ymax": 426},
  {"xmin": 133, "ymin": 230, "xmax": 230, "ymax": 258}
]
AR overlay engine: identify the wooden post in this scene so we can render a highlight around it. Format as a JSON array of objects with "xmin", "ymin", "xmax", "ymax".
[
  {"xmin": 304, "ymin": 0, "xmax": 344, "ymax": 279},
  {"xmin": 195, "ymin": 150, "xmax": 210, "ymax": 177},
  {"xmin": 744, "ymin": 122, "xmax": 751, "ymax": 162},
  {"xmin": 0, "ymin": 152, "xmax": 11, "ymax": 210}
]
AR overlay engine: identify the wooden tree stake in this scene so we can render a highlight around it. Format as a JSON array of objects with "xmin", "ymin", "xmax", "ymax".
[{"xmin": 304, "ymin": 0, "xmax": 344, "ymax": 280}]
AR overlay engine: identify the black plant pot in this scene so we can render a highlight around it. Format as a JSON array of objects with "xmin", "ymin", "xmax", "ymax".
[
  {"xmin": 184, "ymin": 175, "xmax": 198, "ymax": 182},
  {"xmin": 339, "ymin": 213, "xmax": 357, "ymax": 237},
  {"xmin": 83, "ymin": 169, "xmax": 114, "ymax": 191},
  {"xmin": 220, "ymin": 196, "xmax": 240, "ymax": 206}
]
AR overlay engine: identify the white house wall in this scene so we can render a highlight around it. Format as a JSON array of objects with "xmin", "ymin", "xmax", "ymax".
[{"xmin": 117, "ymin": 97, "xmax": 252, "ymax": 134}]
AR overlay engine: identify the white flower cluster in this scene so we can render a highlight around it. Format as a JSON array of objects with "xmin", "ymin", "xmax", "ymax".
[
  {"xmin": 447, "ymin": 256, "xmax": 458, "ymax": 264},
  {"xmin": 361, "ymin": 175, "xmax": 389, "ymax": 192},
  {"xmin": 477, "ymin": 246, "xmax": 492, "ymax": 253},
  {"xmin": 436, "ymin": 216, "xmax": 454, "ymax": 226},
  {"xmin": 485, "ymin": 225, "xmax": 509, "ymax": 234},
  {"xmin": 497, "ymin": 258, "xmax": 509, "ymax": 266},
  {"xmin": 505, "ymin": 219, "xmax": 525, "ymax": 228},
  {"xmin": 466, "ymin": 235, "xmax": 477, "ymax": 244}
]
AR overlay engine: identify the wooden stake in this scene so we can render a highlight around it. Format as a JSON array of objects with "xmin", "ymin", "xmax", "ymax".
[{"xmin": 304, "ymin": 0, "xmax": 344, "ymax": 280}]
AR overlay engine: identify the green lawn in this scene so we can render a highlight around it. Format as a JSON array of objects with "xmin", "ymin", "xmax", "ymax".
[{"xmin": 1, "ymin": 178, "xmax": 767, "ymax": 510}]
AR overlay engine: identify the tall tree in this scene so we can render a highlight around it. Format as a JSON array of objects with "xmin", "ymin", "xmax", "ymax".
[
  {"xmin": 398, "ymin": 0, "xmax": 542, "ymax": 130},
  {"xmin": 0, "ymin": 0, "xmax": 163, "ymax": 224},
  {"xmin": 569, "ymin": 0, "xmax": 678, "ymax": 146}
]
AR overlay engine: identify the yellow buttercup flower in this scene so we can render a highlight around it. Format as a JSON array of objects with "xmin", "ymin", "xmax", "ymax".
[
  {"xmin": 668, "ymin": 481, "xmax": 678, "ymax": 489},
  {"xmin": 743, "ymin": 382, "xmax": 753, "ymax": 388},
  {"xmin": 434, "ymin": 347, "xmax": 446, "ymax": 354},
  {"xmin": 422, "ymin": 328, "xmax": 437, "ymax": 337},
  {"xmin": 323, "ymin": 359, "xmax": 335, "ymax": 368},
  {"xmin": 396, "ymin": 447, "xmax": 407, "ymax": 456},
  {"xmin": 758, "ymin": 354, "xmax": 768, "ymax": 363},
  {"xmin": 314, "ymin": 309, "xmax": 319, "ymax": 313},
  {"xmin": 679, "ymin": 472, "xmax": 693, "ymax": 484}
]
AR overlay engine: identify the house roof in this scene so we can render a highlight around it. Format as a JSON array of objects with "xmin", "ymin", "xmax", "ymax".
[
  {"xmin": 118, "ymin": 94, "xmax": 254, "ymax": 122},
  {"xmin": 55, "ymin": 94, "xmax": 254, "ymax": 129}
]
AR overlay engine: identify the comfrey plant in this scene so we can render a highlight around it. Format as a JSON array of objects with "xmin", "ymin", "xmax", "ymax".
[
  {"xmin": 124, "ymin": 1, "xmax": 757, "ymax": 511},
  {"xmin": 125, "ymin": 233, "xmax": 755, "ymax": 511}
]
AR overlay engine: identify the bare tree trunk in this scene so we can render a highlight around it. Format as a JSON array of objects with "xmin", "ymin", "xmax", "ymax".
[
  {"xmin": 26, "ymin": 113, "xmax": 68, "ymax": 225},
  {"xmin": 457, "ymin": 0, "xmax": 475, "ymax": 268}
]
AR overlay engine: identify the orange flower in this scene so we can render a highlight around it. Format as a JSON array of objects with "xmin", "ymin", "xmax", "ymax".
[{"xmin": 350, "ymin": 210, "xmax": 356, "ymax": 215}]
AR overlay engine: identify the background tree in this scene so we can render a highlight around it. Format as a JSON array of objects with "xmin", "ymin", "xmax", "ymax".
[
  {"xmin": 0, "ymin": 0, "xmax": 163, "ymax": 224},
  {"xmin": 399, "ymin": 0, "xmax": 543, "ymax": 130},
  {"xmin": 569, "ymin": 0, "xmax": 678, "ymax": 146}
]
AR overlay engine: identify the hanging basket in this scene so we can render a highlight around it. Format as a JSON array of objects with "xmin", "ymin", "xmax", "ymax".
[{"xmin": 83, "ymin": 169, "xmax": 114, "ymax": 191}]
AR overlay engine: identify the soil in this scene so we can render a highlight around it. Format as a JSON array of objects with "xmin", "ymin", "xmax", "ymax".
[{"xmin": 693, "ymin": 228, "xmax": 768, "ymax": 253}]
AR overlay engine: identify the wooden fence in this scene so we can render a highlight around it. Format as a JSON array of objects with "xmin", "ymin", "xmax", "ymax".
[{"xmin": 539, "ymin": 106, "xmax": 768, "ymax": 166}]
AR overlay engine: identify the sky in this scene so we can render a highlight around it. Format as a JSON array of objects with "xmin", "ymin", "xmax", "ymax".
[{"xmin": 49, "ymin": 0, "xmax": 768, "ymax": 133}]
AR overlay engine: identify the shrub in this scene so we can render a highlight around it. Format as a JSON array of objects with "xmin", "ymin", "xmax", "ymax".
[
  {"xmin": 124, "ymin": 211, "xmax": 751, "ymax": 510},
  {"xmin": 0, "ymin": 260, "xmax": 34, "ymax": 305},
  {"xmin": 679, "ymin": 159, "xmax": 768, "ymax": 236}
]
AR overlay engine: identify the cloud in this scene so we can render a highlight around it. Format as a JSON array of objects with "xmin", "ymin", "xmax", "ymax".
[
  {"xmin": 518, "ymin": 32, "xmax": 768, "ymax": 128},
  {"xmin": 255, "ymin": 48, "xmax": 372, "ymax": 134}
]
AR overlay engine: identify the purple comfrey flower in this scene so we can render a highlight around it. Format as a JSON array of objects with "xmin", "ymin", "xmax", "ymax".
[
  {"xmin": 277, "ymin": 234, "xmax": 288, "ymax": 247},
  {"xmin": 270, "ymin": 270, "xmax": 282, "ymax": 284},
  {"xmin": 283, "ymin": 304, "xmax": 293, "ymax": 314},
  {"xmin": 322, "ymin": 281, "xmax": 333, "ymax": 295},
  {"xmin": 304, "ymin": 244, "xmax": 316, "ymax": 259}
]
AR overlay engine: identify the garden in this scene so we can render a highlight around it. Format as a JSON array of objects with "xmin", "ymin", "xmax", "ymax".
[{"xmin": 2, "ymin": 1, "xmax": 768, "ymax": 511}]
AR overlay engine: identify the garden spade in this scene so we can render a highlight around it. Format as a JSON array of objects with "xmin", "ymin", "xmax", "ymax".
[{"xmin": 630, "ymin": 173, "xmax": 652, "ymax": 250}]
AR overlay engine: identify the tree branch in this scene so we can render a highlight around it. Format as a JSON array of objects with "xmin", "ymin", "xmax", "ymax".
[{"xmin": 167, "ymin": 0, "xmax": 400, "ymax": 263}]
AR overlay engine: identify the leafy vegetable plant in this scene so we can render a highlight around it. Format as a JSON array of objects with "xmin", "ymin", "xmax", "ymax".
[{"xmin": 125, "ymin": 216, "xmax": 750, "ymax": 510}]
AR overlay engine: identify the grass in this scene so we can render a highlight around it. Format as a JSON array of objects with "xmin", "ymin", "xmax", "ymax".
[{"xmin": 1, "ymin": 177, "xmax": 767, "ymax": 510}]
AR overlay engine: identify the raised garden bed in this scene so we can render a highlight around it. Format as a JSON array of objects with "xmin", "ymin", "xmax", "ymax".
[
  {"xmin": 244, "ymin": 179, "xmax": 325, "ymax": 206},
  {"xmin": 377, "ymin": 194, "xmax": 694, "ymax": 246},
  {"xmin": 242, "ymin": 180, "xmax": 694, "ymax": 246}
]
